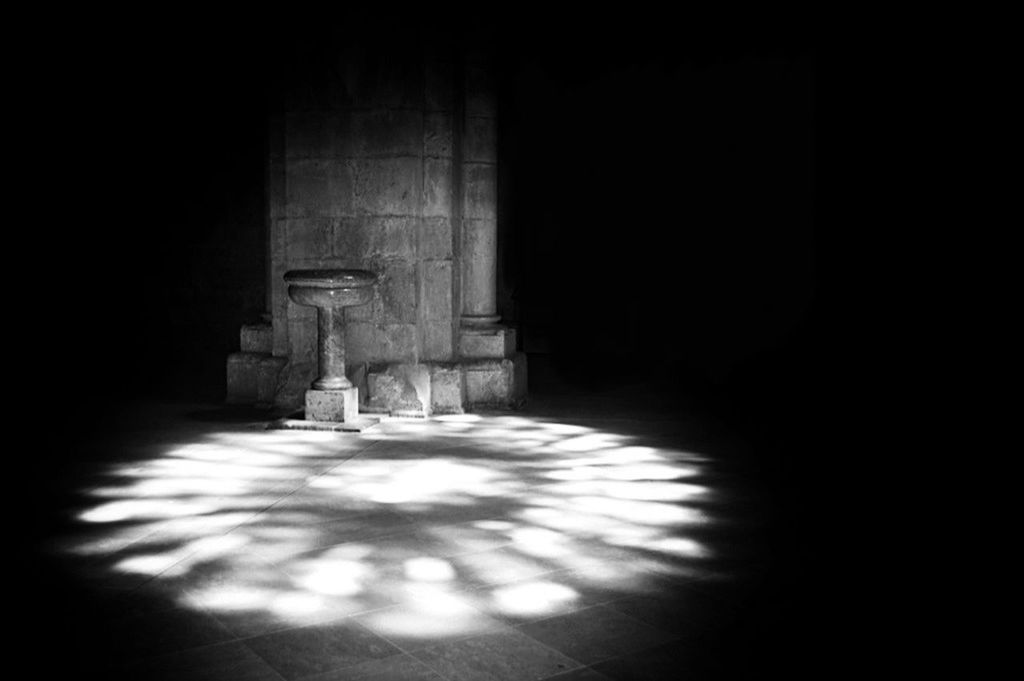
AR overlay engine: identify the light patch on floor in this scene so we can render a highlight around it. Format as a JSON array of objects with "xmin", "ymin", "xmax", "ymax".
[{"xmin": 56, "ymin": 412, "xmax": 721, "ymax": 642}]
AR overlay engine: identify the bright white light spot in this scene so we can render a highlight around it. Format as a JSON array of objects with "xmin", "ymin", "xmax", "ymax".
[
  {"xmin": 128, "ymin": 476, "xmax": 251, "ymax": 496},
  {"xmin": 603, "ymin": 481, "xmax": 707, "ymax": 501},
  {"xmin": 542, "ymin": 480, "xmax": 708, "ymax": 502},
  {"xmin": 516, "ymin": 506, "xmax": 621, "ymax": 535},
  {"xmin": 360, "ymin": 594, "xmax": 487, "ymax": 639},
  {"xmin": 170, "ymin": 444, "xmax": 237, "ymax": 461},
  {"xmin": 509, "ymin": 527, "xmax": 572, "ymax": 558},
  {"xmin": 601, "ymin": 463, "xmax": 693, "ymax": 481},
  {"xmin": 571, "ymin": 496, "xmax": 705, "ymax": 525},
  {"xmin": 491, "ymin": 581, "xmax": 579, "ymax": 616},
  {"xmin": 647, "ymin": 537, "xmax": 708, "ymax": 558},
  {"xmin": 344, "ymin": 459, "xmax": 505, "ymax": 504},
  {"xmin": 600, "ymin": 525, "xmax": 662, "ymax": 546},
  {"xmin": 185, "ymin": 533, "xmax": 250, "ymax": 559},
  {"xmin": 80, "ymin": 499, "xmax": 216, "ymax": 523},
  {"xmin": 115, "ymin": 552, "xmax": 182, "ymax": 575},
  {"xmin": 602, "ymin": 446, "xmax": 663, "ymax": 463},
  {"xmin": 187, "ymin": 585, "xmax": 271, "ymax": 611},
  {"xmin": 404, "ymin": 557, "xmax": 456, "ymax": 582},
  {"xmin": 292, "ymin": 560, "xmax": 368, "ymax": 596},
  {"xmin": 473, "ymin": 520, "xmax": 516, "ymax": 531},
  {"xmin": 402, "ymin": 584, "xmax": 476, "ymax": 615},
  {"xmin": 269, "ymin": 592, "xmax": 328, "ymax": 618}
]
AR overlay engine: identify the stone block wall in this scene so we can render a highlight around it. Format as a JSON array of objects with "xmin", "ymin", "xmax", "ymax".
[
  {"xmin": 267, "ymin": 42, "xmax": 460, "ymax": 407},
  {"xmin": 228, "ymin": 33, "xmax": 525, "ymax": 414}
]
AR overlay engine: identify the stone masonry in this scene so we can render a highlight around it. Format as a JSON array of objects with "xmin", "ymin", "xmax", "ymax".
[{"xmin": 227, "ymin": 32, "xmax": 525, "ymax": 415}]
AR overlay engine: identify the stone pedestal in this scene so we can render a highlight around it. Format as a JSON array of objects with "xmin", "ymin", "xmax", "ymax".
[
  {"xmin": 305, "ymin": 387, "xmax": 358, "ymax": 422},
  {"xmin": 285, "ymin": 269, "xmax": 376, "ymax": 423}
]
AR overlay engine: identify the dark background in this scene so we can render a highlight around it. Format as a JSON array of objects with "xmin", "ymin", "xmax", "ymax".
[
  {"xmin": 28, "ymin": 18, "xmax": 815, "ymax": 400},
  {"xmin": 17, "ymin": 14, "xmax": 816, "ymax": 447}
]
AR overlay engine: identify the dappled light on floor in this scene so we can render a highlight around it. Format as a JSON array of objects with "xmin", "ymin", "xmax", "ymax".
[{"xmin": 50, "ymin": 412, "xmax": 730, "ymax": 643}]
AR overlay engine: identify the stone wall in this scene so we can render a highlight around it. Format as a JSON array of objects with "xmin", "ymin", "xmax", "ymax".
[
  {"xmin": 228, "ymin": 32, "xmax": 524, "ymax": 414},
  {"xmin": 264, "ymin": 41, "xmax": 460, "ymax": 407}
]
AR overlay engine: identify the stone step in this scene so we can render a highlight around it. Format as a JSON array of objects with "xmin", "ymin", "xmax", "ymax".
[
  {"xmin": 240, "ymin": 322, "xmax": 273, "ymax": 354},
  {"xmin": 463, "ymin": 352, "xmax": 527, "ymax": 409},
  {"xmin": 226, "ymin": 352, "xmax": 287, "ymax": 406},
  {"xmin": 458, "ymin": 326, "xmax": 516, "ymax": 359}
]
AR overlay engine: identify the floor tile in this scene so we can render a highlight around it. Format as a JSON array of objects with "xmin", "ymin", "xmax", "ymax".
[
  {"xmin": 98, "ymin": 602, "xmax": 237, "ymax": 661},
  {"xmin": 412, "ymin": 627, "xmax": 583, "ymax": 681},
  {"xmin": 448, "ymin": 545, "xmax": 564, "ymax": 589},
  {"xmin": 300, "ymin": 652, "xmax": 447, "ymax": 680},
  {"xmin": 245, "ymin": 619, "xmax": 402, "ymax": 680},
  {"xmin": 587, "ymin": 639, "xmax": 716, "ymax": 681},
  {"xmin": 297, "ymin": 510, "xmax": 421, "ymax": 547},
  {"xmin": 353, "ymin": 586, "xmax": 509, "ymax": 652},
  {"xmin": 464, "ymin": 568, "xmax": 610, "ymax": 624},
  {"xmin": 413, "ymin": 521, "xmax": 518, "ymax": 557},
  {"xmin": 392, "ymin": 498, "xmax": 523, "ymax": 527},
  {"xmin": 540, "ymin": 667, "xmax": 618, "ymax": 681},
  {"xmin": 117, "ymin": 640, "xmax": 283, "ymax": 681},
  {"xmin": 602, "ymin": 587, "xmax": 738, "ymax": 638},
  {"xmin": 516, "ymin": 604, "xmax": 677, "ymax": 666}
]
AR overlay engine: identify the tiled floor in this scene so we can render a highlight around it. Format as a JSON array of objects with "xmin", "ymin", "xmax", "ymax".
[{"xmin": 21, "ymin": 390, "xmax": 809, "ymax": 680}]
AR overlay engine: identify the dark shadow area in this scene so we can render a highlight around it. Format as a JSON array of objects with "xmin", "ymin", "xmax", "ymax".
[{"xmin": 183, "ymin": 405, "xmax": 289, "ymax": 424}]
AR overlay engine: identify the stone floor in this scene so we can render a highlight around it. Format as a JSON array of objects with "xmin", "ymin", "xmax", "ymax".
[{"xmin": 19, "ymin": 382, "xmax": 812, "ymax": 680}]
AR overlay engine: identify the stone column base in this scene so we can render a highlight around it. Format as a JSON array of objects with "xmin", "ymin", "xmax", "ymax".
[
  {"xmin": 305, "ymin": 387, "xmax": 359, "ymax": 422},
  {"xmin": 458, "ymin": 326, "xmax": 517, "ymax": 359},
  {"xmin": 360, "ymin": 352, "xmax": 527, "ymax": 416},
  {"xmin": 463, "ymin": 354, "xmax": 527, "ymax": 409}
]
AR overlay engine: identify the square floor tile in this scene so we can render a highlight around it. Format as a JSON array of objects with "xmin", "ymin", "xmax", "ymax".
[
  {"xmin": 245, "ymin": 619, "xmax": 402, "ymax": 680},
  {"xmin": 588, "ymin": 639, "xmax": 715, "ymax": 681},
  {"xmin": 353, "ymin": 587, "xmax": 509, "ymax": 652},
  {"xmin": 301, "ymin": 652, "xmax": 448, "ymax": 680},
  {"xmin": 450, "ymin": 545, "xmax": 564, "ymax": 589},
  {"xmin": 539, "ymin": 667, "xmax": 617, "ymax": 681},
  {"xmin": 99, "ymin": 603, "xmax": 237, "ymax": 661},
  {"xmin": 412, "ymin": 627, "xmax": 582, "ymax": 681},
  {"xmin": 603, "ymin": 587, "xmax": 737, "ymax": 638},
  {"xmin": 465, "ymin": 569, "xmax": 604, "ymax": 624},
  {"xmin": 117, "ymin": 640, "xmax": 282, "ymax": 681},
  {"xmin": 517, "ymin": 604, "xmax": 677, "ymax": 666}
]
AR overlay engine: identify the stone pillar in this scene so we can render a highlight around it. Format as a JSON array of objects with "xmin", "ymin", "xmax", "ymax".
[
  {"xmin": 459, "ymin": 51, "xmax": 500, "ymax": 329},
  {"xmin": 312, "ymin": 307, "xmax": 351, "ymax": 390},
  {"xmin": 454, "ymin": 49, "xmax": 527, "ymax": 408}
]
